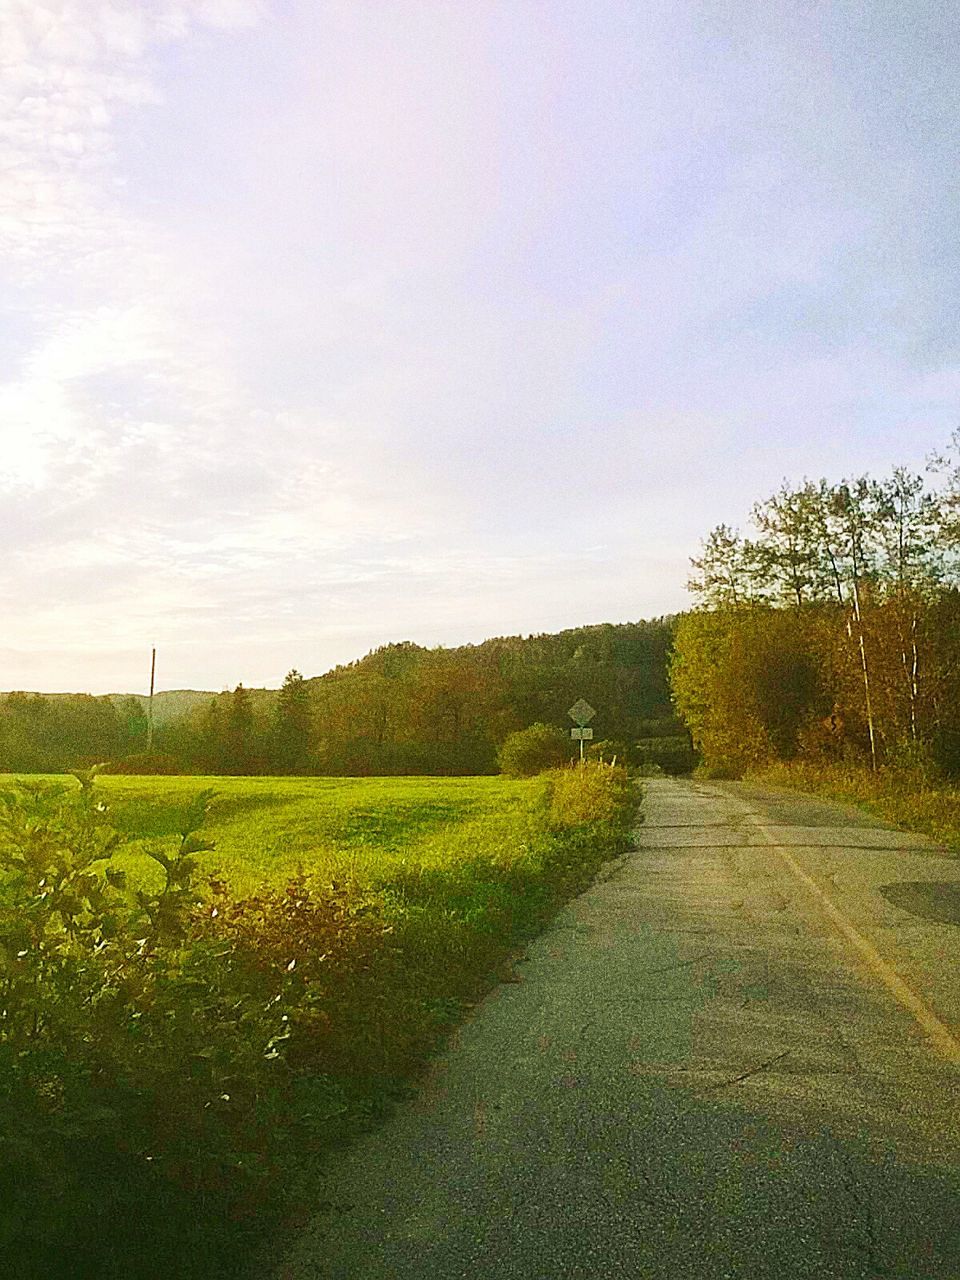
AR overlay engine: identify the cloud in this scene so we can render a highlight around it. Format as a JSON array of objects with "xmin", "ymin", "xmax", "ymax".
[
  {"xmin": 0, "ymin": 1, "xmax": 261, "ymax": 298},
  {"xmin": 0, "ymin": 0, "xmax": 268, "ymax": 495},
  {"xmin": 0, "ymin": 0, "xmax": 415, "ymax": 692}
]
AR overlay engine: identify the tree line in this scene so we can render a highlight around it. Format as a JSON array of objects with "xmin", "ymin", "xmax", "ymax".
[
  {"xmin": 0, "ymin": 620, "xmax": 682, "ymax": 775},
  {"xmin": 671, "ymin": 433, "xmax": 960, "ymax": 778},
  {"xmin": 0, "ymin": 693, "xmax": 146, "ymax": 774}
]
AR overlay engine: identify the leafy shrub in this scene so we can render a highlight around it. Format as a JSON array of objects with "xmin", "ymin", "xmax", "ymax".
[
  {"xmin": 547, "ymin": 763, "xmax": 632, "ymax": 829},
  {"xmin": 497, "ymin": 723, "xmax": 569, "ymax": 777},
  {"xmin": 585, "ymin": 739, "xmax": 630, "ymax": 766},
  {"xmin": 0, "ymin": 773, "xmax": 281, "ymax": 1275}
]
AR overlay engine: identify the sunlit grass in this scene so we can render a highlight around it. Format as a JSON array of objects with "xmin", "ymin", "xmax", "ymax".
[
  {"xmin": 754, "ymin": 759, "xmax": 960, "ymax": 852},
  {"xmin": 0, "ymin": 773, "xmax": 536, "ymax": 896}
]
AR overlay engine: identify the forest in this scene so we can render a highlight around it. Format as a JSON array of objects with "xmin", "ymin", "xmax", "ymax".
[
  {"xmin": 671, "ymin": 433, "xmax": 960, "ymax": 780},
  {"xmin": 0, "ymin": 619, "xmax": 686, "ymax": 776}
]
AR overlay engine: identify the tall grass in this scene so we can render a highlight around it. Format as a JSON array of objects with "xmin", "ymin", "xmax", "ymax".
[{"xmin": 754, "ymin": 758, "xmax": 960, "ymax": 852}]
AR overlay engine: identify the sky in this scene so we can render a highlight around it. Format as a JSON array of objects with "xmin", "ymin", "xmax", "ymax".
[{"xmin": 2, "ymin": 0, "xmax": 960, "ymax": 694}]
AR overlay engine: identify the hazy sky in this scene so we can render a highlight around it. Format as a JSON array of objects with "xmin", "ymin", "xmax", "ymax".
[{"xmin": 3, "ymin": 0, "xmax": 959, "ymax": 693}]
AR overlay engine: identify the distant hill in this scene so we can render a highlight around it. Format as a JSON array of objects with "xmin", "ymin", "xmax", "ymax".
[{"xmin": 0, "ymin": 688, "xmax": 273, "ymax": 727}]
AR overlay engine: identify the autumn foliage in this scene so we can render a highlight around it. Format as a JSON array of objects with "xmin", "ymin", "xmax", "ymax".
[{"xmin": 674, "ymin": 446, "xmax": 960, "ymax": 780}]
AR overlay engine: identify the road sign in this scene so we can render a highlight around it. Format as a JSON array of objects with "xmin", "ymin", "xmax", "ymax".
[
  {"xmin": 568, "ymin": 698, "xmax": 596, "ymax": 726},
  {"xmin": 570, "ymin": 728, "xmax": 593, "ymax": 740}
]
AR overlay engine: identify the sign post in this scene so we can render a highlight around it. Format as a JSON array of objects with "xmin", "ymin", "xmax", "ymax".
[{"xmin": 568, "ymin": 698, "xmax": 597, "ymax": 764}]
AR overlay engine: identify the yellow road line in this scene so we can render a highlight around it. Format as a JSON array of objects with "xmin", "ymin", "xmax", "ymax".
[{"xmin": 758, "ymin": 824, "xmax": 960, "ymax": 1065}]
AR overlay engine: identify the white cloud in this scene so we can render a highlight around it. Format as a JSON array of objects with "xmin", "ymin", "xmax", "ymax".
[
  {"xmin": 0, "ymin": 0, "xmax": 260, "ymax": 280},
  {"xmin": 0, "ymin": 0, "xmax": 269, "ymax": 497}
]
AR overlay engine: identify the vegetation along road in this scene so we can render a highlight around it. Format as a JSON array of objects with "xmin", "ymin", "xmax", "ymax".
[{"xmin": 277, "ymin": 776, "xmax": 960, "ymax": 1280}]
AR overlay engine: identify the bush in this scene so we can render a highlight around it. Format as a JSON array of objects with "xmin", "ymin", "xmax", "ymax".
[
  {"xmin": 585, "ymin": 739, "xmax": 630, "ymax": 766},
  {"xmin": 636, "ymin": 761, "xmax": 665, "ymax": 777},
  {"xmin": 932, "ymin": 728, "xmax": 960, "ymax": 780},
  {"xmin": 547, "ymin": 763, "xmax": 632, "ymax": 828},
  {"xmin": 497, "ymin": 723, "xmax": 569, "ymax": 777},
  {"xmin": 0, "ymin": 773, "xmax": 316, "ymax": 1275}
]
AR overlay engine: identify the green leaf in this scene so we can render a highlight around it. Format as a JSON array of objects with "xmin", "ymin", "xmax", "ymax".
[{"xmin": 179, "ymin": 788, "xmax": 218, "ymax": 837}]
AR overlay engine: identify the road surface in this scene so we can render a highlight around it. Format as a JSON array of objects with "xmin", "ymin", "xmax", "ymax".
[{"xmin": 276, "ymin": 777, "xmax": 960, "ymax": 1279}]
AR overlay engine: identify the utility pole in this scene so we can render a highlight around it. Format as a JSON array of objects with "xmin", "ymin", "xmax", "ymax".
[{"xmin": 147, "ymin": 647, "xmax": 156, "ymax": 753}]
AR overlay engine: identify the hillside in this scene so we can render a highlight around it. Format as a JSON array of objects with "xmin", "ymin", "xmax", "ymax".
[
  {"xmin": 1, "ymin": 617, "xmax": 681, "ymax": 774},
  {"xmin": 304, "ymin": 618, "xmax": 679, "ymax": 775}
]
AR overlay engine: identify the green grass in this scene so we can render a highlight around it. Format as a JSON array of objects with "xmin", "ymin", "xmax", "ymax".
[{"xmin": 74, "ymin": 774, "xmax": 535, "ymax": 896}]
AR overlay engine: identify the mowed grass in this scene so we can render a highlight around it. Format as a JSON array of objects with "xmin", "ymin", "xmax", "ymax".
[{"xmin": 82, "ymin": 773, "xmax": 536, "ymax": 897}]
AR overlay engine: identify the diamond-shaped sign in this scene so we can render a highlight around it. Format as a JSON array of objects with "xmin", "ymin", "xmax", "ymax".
[{"xmin": 568, "ymin": 698, "xmax": 596, "ymax": 726}]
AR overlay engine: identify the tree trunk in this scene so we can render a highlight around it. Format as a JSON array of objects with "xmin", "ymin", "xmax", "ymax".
[{"xmin": 849, "ymin": 577, "xmax": 878, "ymax": 771}]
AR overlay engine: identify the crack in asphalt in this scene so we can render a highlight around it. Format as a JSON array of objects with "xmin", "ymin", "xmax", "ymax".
[
  {"xmin": 755, "ymin": 842, "xmax": 947, "ymax": 855},
  {"xmin": 642, "ymin": 822, "xmax": 746, "ymax": 830},
  {"xmin": 704, "ymin": 1049, "xmax": 792, "ymax": 1092}
]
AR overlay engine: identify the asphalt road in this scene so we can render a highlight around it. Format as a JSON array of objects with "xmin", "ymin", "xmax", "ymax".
[{"xmin": 276, "ymin": 777, "xmax": 960, "ymax": 1279}]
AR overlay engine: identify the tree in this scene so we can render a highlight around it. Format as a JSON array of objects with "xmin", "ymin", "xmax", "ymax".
[
  {"xmin": 867, "ymin": 468, "xmax": 942, "ymax": 743},
  {"xmin": 223, "ymin": 684, "xmax": 255, "ymax": 775},
  {"xmin": 751, "ymin": 483, "xmax": 823, "ymax": 607},
  {"xmin": 271, "ymin": 670, "xmax": 314, "ymax": 774},
  {"xmin": 928, "ymin": 427, "xmax": 960, "ymax": 550},
  {"xmin": 688, "ymin": 524, "xmax": 762, "ymax": 608},
  {"xmin": 671, "ymin": 609, "xmax": 820, "ymax": 777},
  {"xmin": 824, "ymin": 478, "xmax": 893, "ymax": 770},
  {"xmin": 117, "ymin": 696, "xmax": 149, "ymax": 756},
  {"xmin": 675, "ymin": 446, "xmax": 960, "ymax": 776}
]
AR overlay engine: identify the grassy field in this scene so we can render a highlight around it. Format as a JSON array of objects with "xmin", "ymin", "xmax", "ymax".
[
  {"xmin": 0, "ymin": 766, "xmax": 639, "ymax": 1279},
  {"xmin": 94, "ymin": 773, "xmax": 538, "ymax": 896}
]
